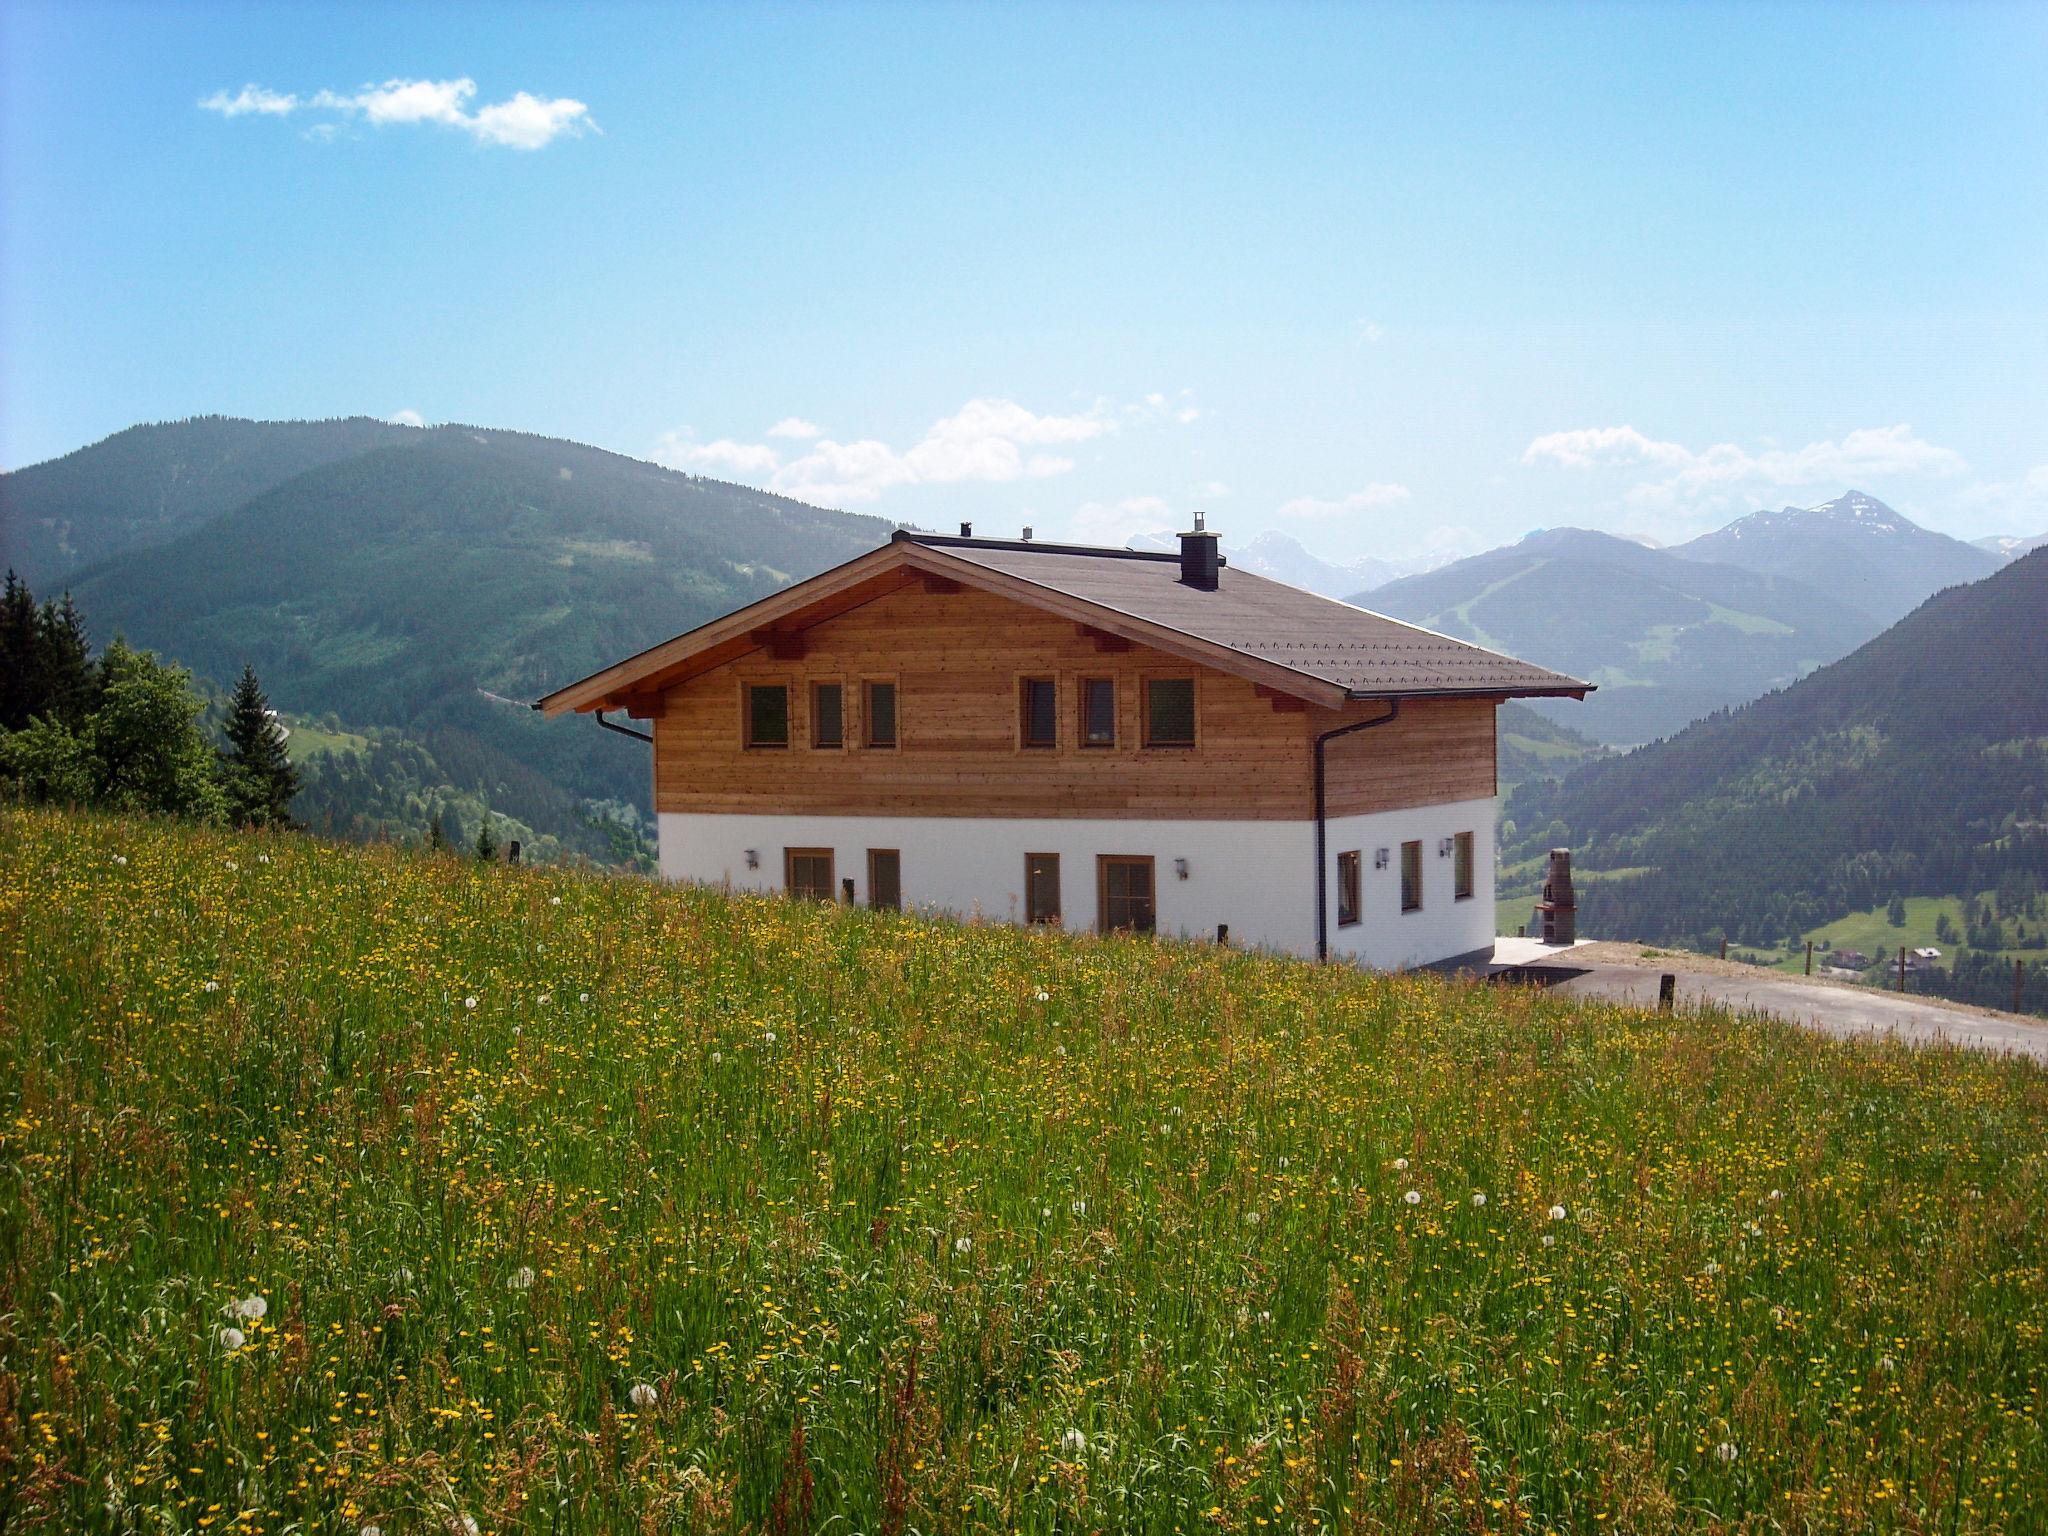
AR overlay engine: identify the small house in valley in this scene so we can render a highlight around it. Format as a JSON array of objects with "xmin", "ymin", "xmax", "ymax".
[{"xmin": 540, "ymin": 522, "xmax": 1590, "ymax": 969}]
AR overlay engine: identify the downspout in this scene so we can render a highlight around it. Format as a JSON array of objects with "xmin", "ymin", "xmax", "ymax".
[
  {"xmin": 1313, "ymin": 698, "xmax": 1400, "ymax": 962},
  {"xmin": 594, "ymin": 708, "xmax": 654, "ymax": 744}
]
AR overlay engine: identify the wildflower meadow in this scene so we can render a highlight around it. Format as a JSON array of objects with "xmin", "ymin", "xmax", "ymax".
[{"xmin": 2, "ymin": 805, "xmax": 2044, "ymax": 1533}]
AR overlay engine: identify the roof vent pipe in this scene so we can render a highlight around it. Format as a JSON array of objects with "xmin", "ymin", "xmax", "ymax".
[
  {"xmin": 1179, "ymin": 513, "xmax": 1220, "ymax": 590},
  {"xmin": 1022, "ymin": 526, "xmax": 1033, "ymax": 541},
  {"xmin": 960, "ymin": 521, "xmax": 973, "ymax": 537}
]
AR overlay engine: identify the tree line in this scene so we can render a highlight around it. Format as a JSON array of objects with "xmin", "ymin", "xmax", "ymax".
[{"xmin": 1, "ymin": 571, "xmax": 298, "ymax": 827}]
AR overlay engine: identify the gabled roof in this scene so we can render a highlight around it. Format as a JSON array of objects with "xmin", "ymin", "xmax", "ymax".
[{"xmin": 537, "ymin": 530, "xmax": 1591, "ymax": 715}]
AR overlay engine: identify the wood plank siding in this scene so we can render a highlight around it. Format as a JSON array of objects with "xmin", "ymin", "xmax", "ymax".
[{"xmin": 648, "ymin": 583, "xmax": 1497, "ymax": 821}]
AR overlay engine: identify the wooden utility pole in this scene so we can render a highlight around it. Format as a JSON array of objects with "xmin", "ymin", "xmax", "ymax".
[
  {"xmin": 2019, "ymin": 959, "xmax": 2028, "ymax": 1016},
  {"xmin": 1659, "ymin": 974, "xmax": 1676, "ymax": 1012},
  {"xmin": 1899, "ymin": 946, "xmax": 1908, "ymax": 993},
  {"xmin": 1720, "ymin": 938, "xmax": 1728, "ymax": 961},
  {"xmin": 1805, "ymin": 940, "xmax": 1813, "ymax": 976}
]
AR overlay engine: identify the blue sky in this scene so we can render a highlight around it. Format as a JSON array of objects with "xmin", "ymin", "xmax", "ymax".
[{"xmin": 3, "ymin": 1, "xmax": 2044, "ymax": 559}]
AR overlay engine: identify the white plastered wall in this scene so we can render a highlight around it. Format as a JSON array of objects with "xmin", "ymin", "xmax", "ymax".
[{"xmin": 657, "ymin": 795, "xmax": 1496, "ymax": 968}]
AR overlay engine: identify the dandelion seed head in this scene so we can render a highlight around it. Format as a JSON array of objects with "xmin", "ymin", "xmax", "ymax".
[
  {"xmin": 1542, "ymin": 1234, "xmax": 1557, "ymax": 1247},
  {"xmin": 1060, "ymin": 1427, "xmax": 1087, "ymax": 1456},
  {"xmin": 763, "ymin": 1029, "xmax": 777, "ymax": 1045},
  {"xmin": 233, "ymin": 1295, "xmax": 268, "ymax": 1321},
  {"xmin": 579, "ymin": 991, "xmax": 591, "ymax": 1003},
  {"xmin": 954, "ymin": 1235, "xmax": 973, "ymax": 1254},
  {"xmin": 464, "ymin": 996, "xmax": 478, "ymax": 1010},
  {"xmin": 508, "ymin": 1266, "xmax": 536, "ymax": 1292},
  {"xmin": 550, "ymin": 895, "xmax": 562, "ymax": 905},
  {"xmin": 219, "ymin": 1326, "xmax": 246, "ymax": 1350},
  {"xmin": 1715, "ymin": 1441, "xmax": 1738, "ymax": 1463},
  {"xmin": 203, "ymin": 980, "xmax": 220, "ymax": 993},
  {"xmin": 1404, "ymin": 1190, "xmax": 1422, "ymax": 1205},
  {"xmin": 1034, "ymin": 989, "xmax": 1050, "ymax": 1002},
  {"xmin": 628, "ymin": 1382, "xmax": 658, "ymax": 1409},
  {"xmin": 1548, "ymin": 1204, "xmax": 1567, "ymax": 1221},
  {"xmin": 1471, "ymin": 1192, "xmax": 1487, "ymax": 1207},
  {"xmin": 1393, "ymin": 1157, "xmax": 1408, "ymax": 1171}
]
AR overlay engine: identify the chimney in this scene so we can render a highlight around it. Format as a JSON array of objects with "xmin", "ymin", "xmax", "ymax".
[
  {"xmin": 1022, "ymin": 525, "xmax": 1033, "ymax": 541},
  {"xmin": 1178, "ymin": 511, "xmax": 1220, "ymax": 590},
  {"xmin": 960, "ymin": 521, "xmax": 973, "ymax": 538}
]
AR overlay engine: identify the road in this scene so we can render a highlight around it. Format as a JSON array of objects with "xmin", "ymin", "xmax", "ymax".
[{"xmin": 1501, "ymin": 961, "xmax": 2048, "ymax": 1064}]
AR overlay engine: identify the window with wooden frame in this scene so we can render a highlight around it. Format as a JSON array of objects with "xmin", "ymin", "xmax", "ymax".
[
  {"xmin": 1079, "ymin": 678, "xmax": 1117, "ymax": 747},
  {"xmin": 811, "ymin": 681, "xmax": 844, "ymax": 749},
  {"xmin": 1142, "ymin": 677, "xmax": 1196, "ymax": 747},
  {"xmin": 863, "ymin": 680, "xmax": 897, "ymax": 748},
  {"xmin": 1019, "ymin": 677, "xmax": 1058, "ymax": 748},
  {"xmin": 1454, "ymin": 831, "xmax": 1475, "ymax": 901},
  {"xmin": 744, "ymin": 683, "xmax": 789, "ymax": 748},
  {"xmin": 867, "ymin": 849, "xmax": 901, "ymax": 911},
  {"xmin": 1025, "ymin": 853, "xmax": 1061, "ymax": 924},
  {"xmin": 1400, "ymin": 840, "xmax": 1423, "ymax": 913},
  {"xmin": 1097, "ymin": 855, "xmax": 1157, "ymax": 934},
  {"xmin": 785, "ymin": 847, "xmax": 834, "ymax": 901},
  {"xmin": 1337, "ymin": 849, "xmax": 1362, "ymax": 927}
]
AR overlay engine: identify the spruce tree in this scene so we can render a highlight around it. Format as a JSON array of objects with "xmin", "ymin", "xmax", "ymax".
[
  {"xmin": 0, "ymin": 571, "xmax": 43, "ymax": 730},
  {"xmin": 220, "ymin": 664, "xmax": 300, "ymax": 828},
  {"xmin": 427, "ymin": 810, "xmax": 449, "ymax": 852},
  {"xmin": 475, "ymin": 816, "xmax": 500, "ymax": 862},
  {"xmin": 37, "ymin": 593, "xmax": 97, "ymax": 728}
]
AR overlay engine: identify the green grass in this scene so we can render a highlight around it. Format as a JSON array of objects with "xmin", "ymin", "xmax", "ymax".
[
  {"xmin": 5, "ymin": 806, "xmax": 2048, "ymax": 1533},
  {"xmin": 1770, "ymin": 896, "xmax": 2036, "ymax": 976}
]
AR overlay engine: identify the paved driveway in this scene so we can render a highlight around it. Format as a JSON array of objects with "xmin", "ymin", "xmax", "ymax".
[{"xmin": 1501, "ymin": 962, "xmax": 2048, "ymax": 1064}]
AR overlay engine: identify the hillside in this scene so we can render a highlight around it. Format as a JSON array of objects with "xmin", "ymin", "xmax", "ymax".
[
  {"xmin": 27, "ymin": 419, "xmax": 896, "ymax": 851},
  {"xmin": 5, "ymin": 804, "xmax": 2047, "ymax": 1531},
  {"xmin": 0, "ymin": 414, "xmax": 420, "ymax": 584},
  {"xmin": 1359, "ymin": 527, "xmax": 1874, "ymax": 744},
  {"xmin": 1672, "ymin": 490, "xmax": 1998, "ymax": 625},
  {"xmin": 1508, "ymin": 547, "xmax": 2048, "ymax": 952}
]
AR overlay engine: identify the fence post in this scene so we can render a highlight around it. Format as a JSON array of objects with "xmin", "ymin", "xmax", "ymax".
[
  {"xmin": 2020, "ymin": 958, "xmax": 2028, "ymax": 1016},
  {"xmin": 1899, "ymin": 946, "xmax": 1907, "ymax": 993},
  {"xmin": 1658, "ymin": 974, "xmax": 1675, "ymax": 1012},
  {"xmin": 1805, "ymin": 940, "xmax": 1813, "ymax": 975},
  {"xmin": 1720, "ymin": 938, "xmax": 1727, "ymax": 961}
]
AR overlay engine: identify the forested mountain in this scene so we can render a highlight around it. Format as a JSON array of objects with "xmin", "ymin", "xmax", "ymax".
[
  {"xmin": 1670, "ymin": 490, "xmax": 1997, "ymax": 626},
  {"xmin": 1506, "ymin": 548, "xmax": 2048, "ymax": 951},
  {"xmin": 1356, "ymin": 527, "xmax": 1874, "ymax": 745},
  {"xmin": 14, "ymin": 418, "xmax": 897, "ymax": 856},
  {"xmin": 0, "ymin": 415, "xmax": 420, "ymax": 583}
]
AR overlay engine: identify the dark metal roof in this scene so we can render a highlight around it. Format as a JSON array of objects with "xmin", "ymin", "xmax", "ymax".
[{"xmin": 901, "ymin": 531, "xmax": 1590, "ymax": 699}]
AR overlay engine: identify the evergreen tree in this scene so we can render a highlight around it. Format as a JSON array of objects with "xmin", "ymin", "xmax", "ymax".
[
  {"xmin": 37, "ymin": 593, "xmax": 97, "ymax": 728},
  {"xmin": 1887, "ymin": 894, "xmax": 1907, "ymax": 927},
  {"xmin": 475, "ymin": 816, "xmax": 499, "ymax": 862},
  {"xmin": 219, "ymin": 664, "xmax": 300, "ymax": 828},
  {"xmin": 427, "ymin": 810, "xmax": 449, "ymax": 852},
  {"xmin": 0, "ymin": 571, "xmax": 44, "ymax": 731}
]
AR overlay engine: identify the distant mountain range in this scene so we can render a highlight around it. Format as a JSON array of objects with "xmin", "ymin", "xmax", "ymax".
[
  {"xmin": 1973, "ymin": 531, "xmax": 2048, "ymax": 561},
  {"xmin": 1506, "ymin": 546, "xmax": 2048, "ymax": 950},
  {"xmin": 1129, "ymin": 529, "xmax": 1455, "ymax": 596},
  {"xmin": 1358, "ymin": 492, "xmax": 2000, "ymax": 745}
]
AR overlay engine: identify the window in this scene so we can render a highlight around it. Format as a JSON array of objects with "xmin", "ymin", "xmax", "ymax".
[
  {"xmin": 1337, "ymin": 849, "xmax": 1362, "ymax": 927},
  {"xmin": 785, "ymin": 847, "xmax": 834, "ymax": 901},
  {"xmin": 1025, "ymin": 853, "xmax": 1061, "ymax": 924},
  {"xmin": 811, "ymin": 682, "xmax": 843, "ymax": 748},
  {"xmin": 867, "ymin": 849, "xmax": 901, "ymax": 911},
  {"xmin": 1143, "ymin": 678, "xmax": 1195, "ymax": 747},
  {"xmin": 1098, "ymin": 855, "xmax": 1156, "ymax": 934},
  {"xmin": 1020, "ymin": 677, "xmax": 1057, "ymax": 748},
  {"xmin": 1400, "ymin": 840, "xmax": 1422, "ymax": 913},
  {"xmin": 745, "ymin": 684, "xmax": 789, "ymax": 748},
  {"xmin": 1454, "ymin": 831, "xmax": 1475, "ymax": 901},
  {"xmin": 1080, "ymin": 678, "xmax": 1116, "ymax": 747},
  {"xmin": 864, "ymin": 680, "xmax": 897, "ymax": 748}
]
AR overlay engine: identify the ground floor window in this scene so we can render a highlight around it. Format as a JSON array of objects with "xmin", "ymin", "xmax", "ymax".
[
  {"xmin": 1400, "ymin": 840, "xmax": 1422, "ymax": 913},
  {"xmin": 1337, "ymin": 849, "xmax": 1361, "ymax": 927},
  {"xmin": 785, "ymin": 847, "xmax": 834, "ymax": 901},
  {"xmin": 1025, "ymin": 852, "xmax": 1061, "ymax": 924},
  {"xmin": 1454, "ymin": 830, "xmax": 1475, "ymax": 900},
  {"xmin": 1098, "ymin": 855, "xmax": 1156, "ymax": 934},
  {"xmin": 867, "ymin": 848, "xmax": 901, "ymax": 910}
]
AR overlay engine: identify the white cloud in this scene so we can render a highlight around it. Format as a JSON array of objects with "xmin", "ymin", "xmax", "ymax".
[
  {"xmin": 654, "ymin": 396, "xmax": 1127, "ymax": 506},
  {"xmin": 1522, "ymin": 422, "xmax": 1968, "ymax": 502},
  {"xmin": 1201, "ymin": 481, "xmax": 1231, "ymax": 499},
  {"xmin": 1071, "ymin": 496, "xmax": 1177, "ymax": 546},
  {"xmin": 199, "ymin": 85, "xmax": 299, "ymax": 117},
  {"xmin": 1275, "ymin": 483, "xmax": 1413, "ymax": 520},
  {"xmin": 387, "ymin": 408, "xmax": 425, "ymax": 428},
  {"xmin": 201, "ymin": 76, "xmax": 592, "ymax": 150},
  {"xmin": 652, "ymin": 432, "xmax": 782, "ymax": 478}
]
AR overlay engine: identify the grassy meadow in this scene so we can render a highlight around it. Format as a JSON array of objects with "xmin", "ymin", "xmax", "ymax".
[{"xmin": 3, "ymin": 806, "xmax": 2047, "ymax": 1533}]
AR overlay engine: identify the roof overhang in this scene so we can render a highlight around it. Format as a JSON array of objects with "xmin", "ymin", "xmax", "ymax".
[{"xmin": 537, "ymin": 537, "xmax": 1363, "ymax": 716}]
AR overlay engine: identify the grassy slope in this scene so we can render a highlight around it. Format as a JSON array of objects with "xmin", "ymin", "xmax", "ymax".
[{"xmin": 4, "ymin": 808, "xmax": 2047, "ymax": 1533}]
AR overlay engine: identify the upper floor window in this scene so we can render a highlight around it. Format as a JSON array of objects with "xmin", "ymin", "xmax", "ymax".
[
  {"xmin": 1020, "ymin": 677, "xmax": 1057, "ymax": 748},
  {"xmin": 745, "ymin": 683, "xmax": 789, "ymax": 748},
  {"xmin": 1454, "ymin": 831, "xmax": 1475, "ymax": 901},
  {"xmin": 1081, "ymin": 678, "xmax": 1116, "ymax": 747},
  {"xmin": 864, "ymin": 680, "xmax": 897, "ymax": 748},
  {"xmin": 811, "ymin": 682, "xmax": 844, "ymax": 749},
  {"xmin": 1143, "ymin": 678, "xmax": 1195, "ymax": 747},
  {"xmin": 1400, "ymin": 839, "xmax": 1423, "ymax": 913}
]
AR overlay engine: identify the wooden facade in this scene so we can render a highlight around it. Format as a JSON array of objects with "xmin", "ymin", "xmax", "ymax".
[{"xmin": 646, "ymin": 582, "xmax": 1496, "ymax": 821}]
